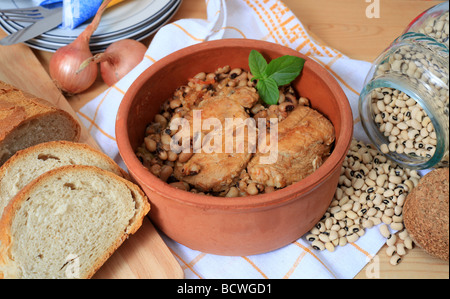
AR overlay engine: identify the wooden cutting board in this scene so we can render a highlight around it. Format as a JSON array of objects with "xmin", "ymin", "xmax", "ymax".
[{"xmin": 0, "ymin": 30, "xmax": 184, "ymax": 279}]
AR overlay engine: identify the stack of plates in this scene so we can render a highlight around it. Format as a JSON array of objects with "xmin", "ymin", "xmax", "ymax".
[{"xmin": 0, "ymin": 0, "xmax": 181, "ymax": 52}]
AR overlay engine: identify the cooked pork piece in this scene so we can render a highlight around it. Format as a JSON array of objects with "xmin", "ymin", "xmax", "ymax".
[
  {"xmin": 247, "ymin": 105, "xmax": 335, "ymax": 188},
  {"xmin": 173, "ymin": 86, "xmax": 259, "ymax": 192}
]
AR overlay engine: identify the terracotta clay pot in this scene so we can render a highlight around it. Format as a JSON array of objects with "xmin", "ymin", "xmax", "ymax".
[{"xmin": 116, "ymin": 39, "xmax": 353, "ymax": 256}]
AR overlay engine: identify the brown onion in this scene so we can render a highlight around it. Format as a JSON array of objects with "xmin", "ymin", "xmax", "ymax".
[
  {"xmin": 79, "ymin": 39, "xmax": 147, "ymax": 86},
  {"xmin": 49, "ymin": 0, "xmax": 112, "ymax": 94}
]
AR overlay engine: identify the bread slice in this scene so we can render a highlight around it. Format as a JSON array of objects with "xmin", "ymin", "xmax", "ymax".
[
  {"xmin": 0, "ymin": 165, "xmax": 150, "ymax": 279},
  {"xmin": 0, "ymin": 81, "xmax": 81, "ymax": 166},
  {"xmin": 0, "ymin": 141, "xmax": 129, "ymax": 219}
]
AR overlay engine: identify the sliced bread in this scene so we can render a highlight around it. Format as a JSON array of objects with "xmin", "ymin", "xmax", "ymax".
[
  {"xmin": 0, "ymin": 140, "xmax": 129, "ymax": 219},
  {"xmin": 0, "ymin": 81, "xmax": 81, "ymax": 166},
  {"xmin": 0, "ymin": 165, "xmax": 150, "ymax": 279}
]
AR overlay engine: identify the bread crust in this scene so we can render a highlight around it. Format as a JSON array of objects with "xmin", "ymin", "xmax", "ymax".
[
  {"xmin": 0, "ymin": 140, "xmax": 130, "ymax": 182},
  {"xmin": 403, "ymin": 168, "xmax": 449, "ymax": 261},
  {"xmin": 0, "ymin": 81, "xmax": 81, "ymax": 165},
  {"xmin": 0, "ymin": 165, "xmax": 150, "ymax": 279}
]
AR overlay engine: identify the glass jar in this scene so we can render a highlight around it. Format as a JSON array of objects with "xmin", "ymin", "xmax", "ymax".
[
  {"xmin": 359, "ymin": 32, "xmax": 449, "ymax": 170},
  {"xmin": 404, "ymin": 1, "xmax": 449, "ymax": 48}
]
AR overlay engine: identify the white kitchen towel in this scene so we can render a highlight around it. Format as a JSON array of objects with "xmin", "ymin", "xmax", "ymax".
[{"xmin": 78, "ymin": 0, "xmax": 389, "ymax": 279}]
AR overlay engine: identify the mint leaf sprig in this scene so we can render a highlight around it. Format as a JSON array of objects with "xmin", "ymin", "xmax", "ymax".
[{"xmin": 249, "ymin": 50, "xmax": 305, "ymax": 105}]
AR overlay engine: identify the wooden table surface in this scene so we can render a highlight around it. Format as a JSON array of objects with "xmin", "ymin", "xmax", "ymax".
[{"xmin": 30, "ymin": 0, "xmax": 449, "ymax": 279}]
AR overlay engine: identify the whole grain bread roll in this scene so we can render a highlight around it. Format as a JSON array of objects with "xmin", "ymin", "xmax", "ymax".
[
  {"xmin": 0, "ymin": 165, "xmax": 150, "ymax": 279},
  {"xmin": 403, "ymin": 168, "xmax": 449, "ymax": 261},
  {"xmin": 0, "ymin": 81, "xmax": 80, "ymax": 166},
  {"xmin": 0, "ymin": 140, "xmax": 129, "ymax": 219}
]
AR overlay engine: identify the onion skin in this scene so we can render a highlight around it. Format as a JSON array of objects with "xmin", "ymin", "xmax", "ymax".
[
  {"xmin": 49, "ymin": 39, "xmax": 98, "ymax": 94},
  {"xmin": 99, "ymin": 39, "xmax": 147, "ymax": 86},
  {"xmin": 49, "ymin": 0, "xmax": 112, "ymax": 94}
]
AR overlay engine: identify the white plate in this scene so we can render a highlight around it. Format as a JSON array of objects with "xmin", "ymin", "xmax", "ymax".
[
  {"xmin": 53, "ymin": 1, "xmax": 177, "ymax": 43},
  {"xmin": 1, "ymin": 0, "xmax": 179, "ymax": 44},
  {"xmin": 0, "ymin": 0, "xmax": 174, "ymax": 39},
  {"xmin": 0, "ymin": 0, "xmax": 181, "ymax": 52}
]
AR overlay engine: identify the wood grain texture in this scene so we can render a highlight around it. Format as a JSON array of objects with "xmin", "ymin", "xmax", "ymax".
[
  {"xmin": 2, "ymin": 0, "xmax": 448, "ymax": 279},
  {"xmin": 286, "ymin": 0, "xmax": 443, "ymax": 61},
  {"xmin": 0, "ymin": 30, "xmax": 183, "ymax": 279},
  {"xmin": 0, "ymin": 37, "xmax": 98, "ymax": 149}
]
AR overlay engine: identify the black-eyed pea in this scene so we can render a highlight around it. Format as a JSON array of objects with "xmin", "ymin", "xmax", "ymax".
[
  {"xmin": 404, "ymin": 237, "xmax": 414, "ymax": 249},
  {"xmin": 362, "ymin": 219, "xmax": 374, "ymax": 229},
  {"xmin": 370, "ymin": 216, "xmax": 382, "ymax": 226},
  {"xmin": 346, "ymin": 210, "xmax": 358, "ymax": 220},
  {"xmin": 178, "ymin": 152, "xmax": 194, "ymax": 163},
  {"xmin": 216, "ymin": 65, "xmax": 230, "ymax": 74},
  {"xmin": 390, "ymin": 222, "xmax": 404, "ymax": 231},
  {"xmin": 310, "ymin": 226, "xmax": 320, "ymax": 235},
  {"xmin": 330, "ymin": 199, "xmax": 339, "ymax": 207},
  {"xmin": 392, "ymin": 215, "xmax": 403, "ymax": 223},
  {"xmin": 319, "ymin": 234, "xmax": 330, "ymax": 243},
  {"xmin": 334, "ymin": 210, "xmax": 346, "ymax": 220},
  {"xmin": 225, "ymin": 187, "xmax": 239, "ymax": 197},
  {"xmin": 335, "ymin": 187, "xmax": 344, "ymax": 200},
  {"xmin": 386, "ymin": 245, "xmax": 397, "ymax": 257},
  {"xmin": 367, "ymin": 207, "xmax": 377, "ymax": 217},
  {"xmin": 328, "ymin": 230, "xmax": 339, "ymax": 241},
  {"xmin": 375, "ymin": 210, "xmax": 383, "ymax": 219},
  {"xmin": 284, "ymin": 93, "xmax": 297, "ymax": 106},
  {"xmin": 332, "ymin": 238, "xmax": 339, "ymax": 247},
  {"xmin": 380, "ymin": 224, "xmax": 391, "ymax": 238},
  {"xmin": 167, "ymin": 151, "xmax": 178, "ymax": 162},
  {"xmin": 386, "ymin": 234, "xmax": 397, "ymax": 246},
  {"xmin": 396, "ymin": 194, "xmax": 406, "ymax": 207},
  {"xmin": 144, "ymin": 136, "xmax": 157, "ymax": 152},
  {"xmin": 158, "ymin": 150, "xmax": 168, "ymax": 161},
  {"xmin": 154, "ymin": 114, "xmax": 168, "ymax": 128},
  {"xmin": 169, "ymin": 181, "xmax": 190, "ymax": 191},
  {"xmin": 357, "ymin": 228, "xmax": 365, "ymax": 237},
  {"xmin": 382, "ymin": 215, "xmax": 393, "ymax": 225},
  {"xmin": 306, "ymin": 234, "xmax": 318, "ymax": 242},
  {"xmin": 312, "ymin": 240, "xmax": 325, "ymax": 251},
  {"xmin": 352, "ymin": 201, "xmax": 361, "ymax": 212},
  {"xmin": 396, "ymin": 243, "xmax": 406, "ymax": 256},
  {"xmin": 338, "ymin": 195, "xmax": 350, "ymax": 206},
  {"xmin": 348, "ymin": 224, "xmax": 360, "ymax": 234},
  {"xmin": 390, "ymin": 254, "xmax": 402, "ymax": 265},
  {"xmin": 150, "ymin": 164, "xmax": 161, "ymax": 176},
  {"xmin": 384, "ymin": 208, "xmax": 395, "ymax": 217},
  {"xmin": 339, "ymin": 236, "xmax": 347, "ymax": 247},
  {"xmin": 325, "ymin": 217, "xmax": 333, "ymax": 230},
  {"xmin": 246, "ymin": 183, "xmax": 259, "ymax": 195},
  {"xmin": 279, "ymin": 101, "xmax": 295, "ymax": 113},
  {"xmin": 193, "ymin": 72, "xmax": 206, "ymax": 80},
  {"xmin": 331, "ymin": 224, "xmax": 341, "ymax": 231},
  {"xmin": 161, "ymin": 133, "xmax": 172, "ymax": 145},
  {"xmin": 325, "ymin": 242, "xmax": 335, "ymax": 252},
  {"xmin": 317, "ymin": 222, "xmax": 326, "ymax": 233},
  {"xmin": 398, "ymin": 229, "xmax": 409, "ymax": 240},
  {"xmin": 346, "ymin": 233, "xmax": 359, "ymax": 243},
  {"xmin": 229, "ymin": 68, "xmax": 242, "ymax": 78},
  {"xmin": 341, "ymin": 202, "xmax": 353, "ymax": 212},
  {"xmin": 160, "ymin": 165, "xmax": 173, "ymax": 182},
  {"xmin": 298, "ymin": 96, "xmax": 309, "ymax": 106}
]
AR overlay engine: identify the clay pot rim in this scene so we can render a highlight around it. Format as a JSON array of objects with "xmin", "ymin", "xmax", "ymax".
[{"xmin": 116, "ymin": 39, "xmax": 353, "ymax": 211}]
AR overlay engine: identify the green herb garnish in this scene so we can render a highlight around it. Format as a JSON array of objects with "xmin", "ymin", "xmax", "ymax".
[{"xmin": 248, "ymin": 50, "xmax": 305, "ymax": 105}]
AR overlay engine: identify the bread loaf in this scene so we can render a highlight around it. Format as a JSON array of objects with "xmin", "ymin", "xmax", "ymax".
[
  {"xmin": 0, "ymin": 165, "xmax": 150, "ymax": 279},
  {"xmin": 0, "ymin": 81, "xmax": 80, "ymax": 166},
  {"xmin": 0, "ymin": 140, "xmax": 129, "ymax": 219},
  {"xmin": 403, "ymin": 168, "xmax": 449, "ymax": 261}
]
